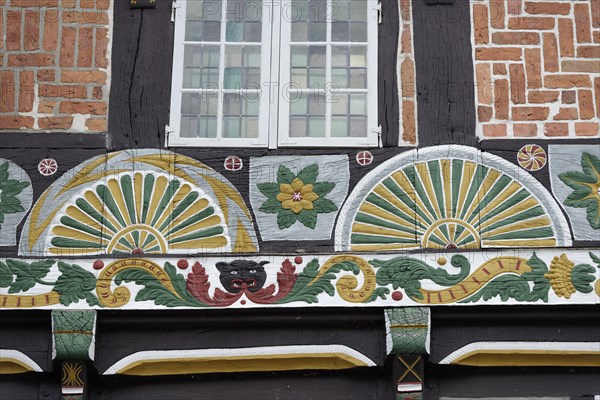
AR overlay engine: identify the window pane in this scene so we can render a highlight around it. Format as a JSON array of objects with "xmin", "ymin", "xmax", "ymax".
[
  {"xmin": 349, "ymin": 0, "xmax": 367, "ymax": 21},
  {"xmin": 185, "ymin": 0, "xmax": 222, "ymax": 41}
]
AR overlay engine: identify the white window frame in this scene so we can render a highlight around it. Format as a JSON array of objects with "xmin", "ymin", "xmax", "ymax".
[{"xmin": 168, "ymin": 0, "xmax": 379, "ymax": 148}]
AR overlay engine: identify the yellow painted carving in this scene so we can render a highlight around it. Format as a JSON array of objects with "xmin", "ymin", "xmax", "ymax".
[
  {"xmin": 115, "ymin": 353, "xmax": 369, "ymax": 376},
  {"xmin": 200, "ymin": 173, "xmax": 252, "ymax": 221},
  {"xmin": 106, "ymin": 225, "xmax": 168, "ymax": 253},
  {"xmin": 0, "ymin": 359, "xmax": 36, "ymax": 374},
  {"xmin": 414, "ymin": 257, "xmax": 531, "ymax": 304},
  {"xmin": 0, "ymin": 291, "xmax": 61, "ymax": 308},
  {"xmin": 56, "ymin": 152, "xmax": 119, "ymax": 197},
  {"xmin": 233, "ymin": 219, "xmax": 258, "ymax": 253},
  {"xmin": 421, "ymin": 218, "xmax": 481, "ymax": 249},
  {"xmin": 545, "ymin": 254, "xmax": 576, "ymax": 299},
  {"xmin": 449, "ymin": 350, "xmax": 600, "ymax": 367},
  {"xmin": 62, "ymin": 362, "xmax": 85, "ymax": 386},
  {"xmin": 96, "ymin": 259, "xmax": 180, "ymax": 308},
  {"xmin": 309, "ymin": 255, "xmax": 376, "ymax": 303}
]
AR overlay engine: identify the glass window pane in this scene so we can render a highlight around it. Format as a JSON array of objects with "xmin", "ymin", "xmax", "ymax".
[
  {"xmin": 242, "ymin": 118, "xmax": 259, "ymax": 138},
  {"xmin": 244, "ymin": 21, "xmax": 262, "ymax": 42},
  {"xmin": 350, "ymin": 68, "xmax": 367, "ymax": 89},
  {"xmin": 331, "ymin": 93, "xmax": 348, "ymax": 114},
  {"xmin": 332, "ymin": 0, "xmax": 348, "ymax": 21},
  {"xmin": 180, "ymin": 116, "xmax": 198, "ymax": 138},
  {"xmin": 332, "ymin": 46, "xmax": 349, "ymax": 67},
  {"xmin": 291, "ymin": 47, "xmax": 308, "ymax": 67},
  {"xmin": 224, "ymin": 93, "xmax": 241, "ymax": 115},
  {"xmin": 349, "ymin": 0, "xmax": 367, "ymax": 21},
  {"xmin": 331, "ymin": 116, "xmax": 349, "ymax": 137},
  {"xmin": 308, "ymin": 46, "xmax": 326, "ymax": 67},
  {"xmin": 243, "ymin": 47, "xmax": 261, "ymax": 67},
  {"xmin": 350, "ymin": 22, "xmax": 368, "ymax": 42},
  {"xmin": 223, "ymin": 117, "xmax": 241, "ymax": 138},
  {"xmin": 308, "ymin": 68, "xmax": 325, "ymax": 88},
  {"xmin": 224, "ymin": 68, "xmax": 242, "ymax": 89},
  {"xmin": 243, "ymin": 97, "xmax": 260, "ymax": 115},
  {"xmin": 201, "ymin": 21, "xmax": 221, "ymax": 41},
  {"xmin": 225, "ymin": 46, "xmax": 242, "ymax": 66},
  {"xmin": 332, "ymin": 21, "xmax": 349, "ymax": 42},
  {"xmin": 204, "ymin": 1, "xmax": 222, "ymax": 21},
  {"xmin": 243, "ymin": 68, "xmax": 261, "ymax": 88},
  {"xmin": 290, "ymin": 93, "xmax": 307, "ymax": 115},
  {"xmin": 226, "ymin": 21, "xmax": 244, "ymax": 42},
  {"xmin": 350, "ymin": 93, "xmax": 367, "ymax": 115},
  {"xmin": 332, "ymin": 68, "xmax": 348, "ymax": 89},
  {"xmin": 308, "ymin": 117, "xmax": 325, "ymax": 137},
  {"xmin": 308, "ymin": 0, "xmax": 327, "ymax": 22},
  {"xmin": 349, "ymin": 116, "xmax": 367, "ymax": 137},
  {"xmin": 185, "ymin": 21, "xmax": 204, "ymax": 41},
  {"xmin": 290, "ymin": 117, "xmax": 307, "ymax": 137},
  {"xmin": 350, "ymin": 47, "xmax": 366, "ymax": 67},
  {"xmin": 291, "ymin": 68, "xmax": 308, "ymax": 87},
  {"xmin": 291, "ymin": 22, "xmax": 308, "ymax": 42},
  {"xmin": 308, "ymin": 22, "xmax": 326, "ymax": 41},
  {"xmin": 308, "ymin": 93, "xmax": 326, "ymax": 115}
]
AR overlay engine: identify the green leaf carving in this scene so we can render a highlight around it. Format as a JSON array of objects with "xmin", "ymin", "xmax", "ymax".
[
  {"xmin": 277, "ymin": 209, "xmax": 297, "ymax": 229},
  {"xmin": 280, "ymin": 259, "xmax": 361, "ymax": 304},
  {"xmin": 372, "ymin": 255, "xmax": 471, "ymax": 300},
  {"xmin": 312, "ymin": 182, "xmax": 335, "ymax": 197},
  {"xmin": 461, "ymin": 253, "xmax": 550, "ymax": 304},
  {"xmin": 54, "ymin": 262, "xmax": 98, "ymax": 306},
  {"xmin": 559, "ymin": 152, "xmax": 600, "ymax": 229},
  {"xmin": 313, "ymin": 198, "xmax": 338, "ymax": 213},
  {"xmin": 257, "ymin": 182, "xmax": 280, "ymax": 198},
  {"xmin": 590, "ymin": 252, "xmax": 600, "ymax": 266},
  {"xmin": 115, "ymin": 265, "xmax": 199, "ymax": 307},
  {"xmin": 571, "ymin": 264, "xmax": 596, "ymax": 293},
  {"xmin": 6, "ymin": 259, "xmax": 54, "ymax": 293},
  {"xmin": 277, "ymin": 165, "xmax": 295, "ymax": 184},
  {"xmin": 0, "ymin": 261, "xmax": 13, "ymax": 288},
  {"xmin": 296, "ymin": 164, "xmax": 319, "ymax": 184},
  {"xmin": 0, "ymin": 162, "xmax": 8, "ymax": 183},
  {"xmin": 297, "ymin": 209, "xmax": 317, "ymax": 229},
  {"xmin": 258, "ymin": 198, "xmax": 282, "ymax": 214},
  {"xmin": 0, "ymin": 162, "xmax": 30, "ymax": 224}
]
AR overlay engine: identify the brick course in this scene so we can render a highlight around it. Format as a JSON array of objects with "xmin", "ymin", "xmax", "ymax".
[
  {"xmin": 473, "ymin": 0, "xmax": 600, "ymax": 138},
  {"xmin": 0, "ymin": 0, "xmax": 111, "ymax": 132}
]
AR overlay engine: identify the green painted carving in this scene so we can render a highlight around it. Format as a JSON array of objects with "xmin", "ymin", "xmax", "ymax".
[
  {"xmin": 52, "ymin": 310, "xmax": 96, "ymax": 361},
  {"xmin": 460, "ymin": 252, "xmax": 550, "ymax": 303},
  {"xmin": 373, "ymin": 255, "xmax": 471, "ymax": 300},
  {"xmin": 257, "ymin": 164, "xmax": 338, "ymax": 229},
  {"xmin": 0, "ymin": 161, "xmax": 30, "ymax": 224},
  {"xmin": 0, "ymin": 260, "xmax": 99, "ymax": 307},
  {"xmin": 386, "ymin": 308, "xmax": 430, "ymax": 354},
  {"xmin": 558, "ymin": 152, "xmax": 600, "ymax": 229}
]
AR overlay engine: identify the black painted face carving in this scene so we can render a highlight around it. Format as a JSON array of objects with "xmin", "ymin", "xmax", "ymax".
[{"xmin": 215, "ymin": 260, "xmax": 269, "ymax": 293}]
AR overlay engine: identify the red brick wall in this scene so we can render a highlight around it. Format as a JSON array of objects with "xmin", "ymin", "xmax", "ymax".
[
  {"xmin": 473, "ymin": 0, "xmax": 600, "ymax": 138},
  {"xmin": 0, "ymin": 0, "xmax": 111, "ymax": 132}
]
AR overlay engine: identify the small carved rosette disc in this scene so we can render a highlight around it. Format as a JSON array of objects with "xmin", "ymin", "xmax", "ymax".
[{"xmin": 517, "ymin": 145, "xmax": 547, "ymax": 172}]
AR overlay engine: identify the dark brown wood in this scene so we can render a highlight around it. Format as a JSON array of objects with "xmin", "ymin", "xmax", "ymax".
[
  {"xmin": 0, "ymin": 132, "xmax": 105, "ymax": 149},
  {"xmin": 88, "ymin": 369, "xmax": 395, "ymax": 400},
  {"xmin": 413, "ymin": 0, "xmax": 476, "ymax": 147},
  {"xmin": 429, "ymin": 305, "xmax": 600, "ymax": 364},
  {"xmin": 95, "ymin": 309, "xmax": 387, "ymax": 374},
  {"xmin": 107, "ymin": 1, "xmax": 174, "ymax": 150},
  {"xmin": 0, "ymin": 311, "xmax": 53, "ymax": 370},
  {"xmin": 424, "ymin": 365, "xmax": 600, "ymax": 398}
]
